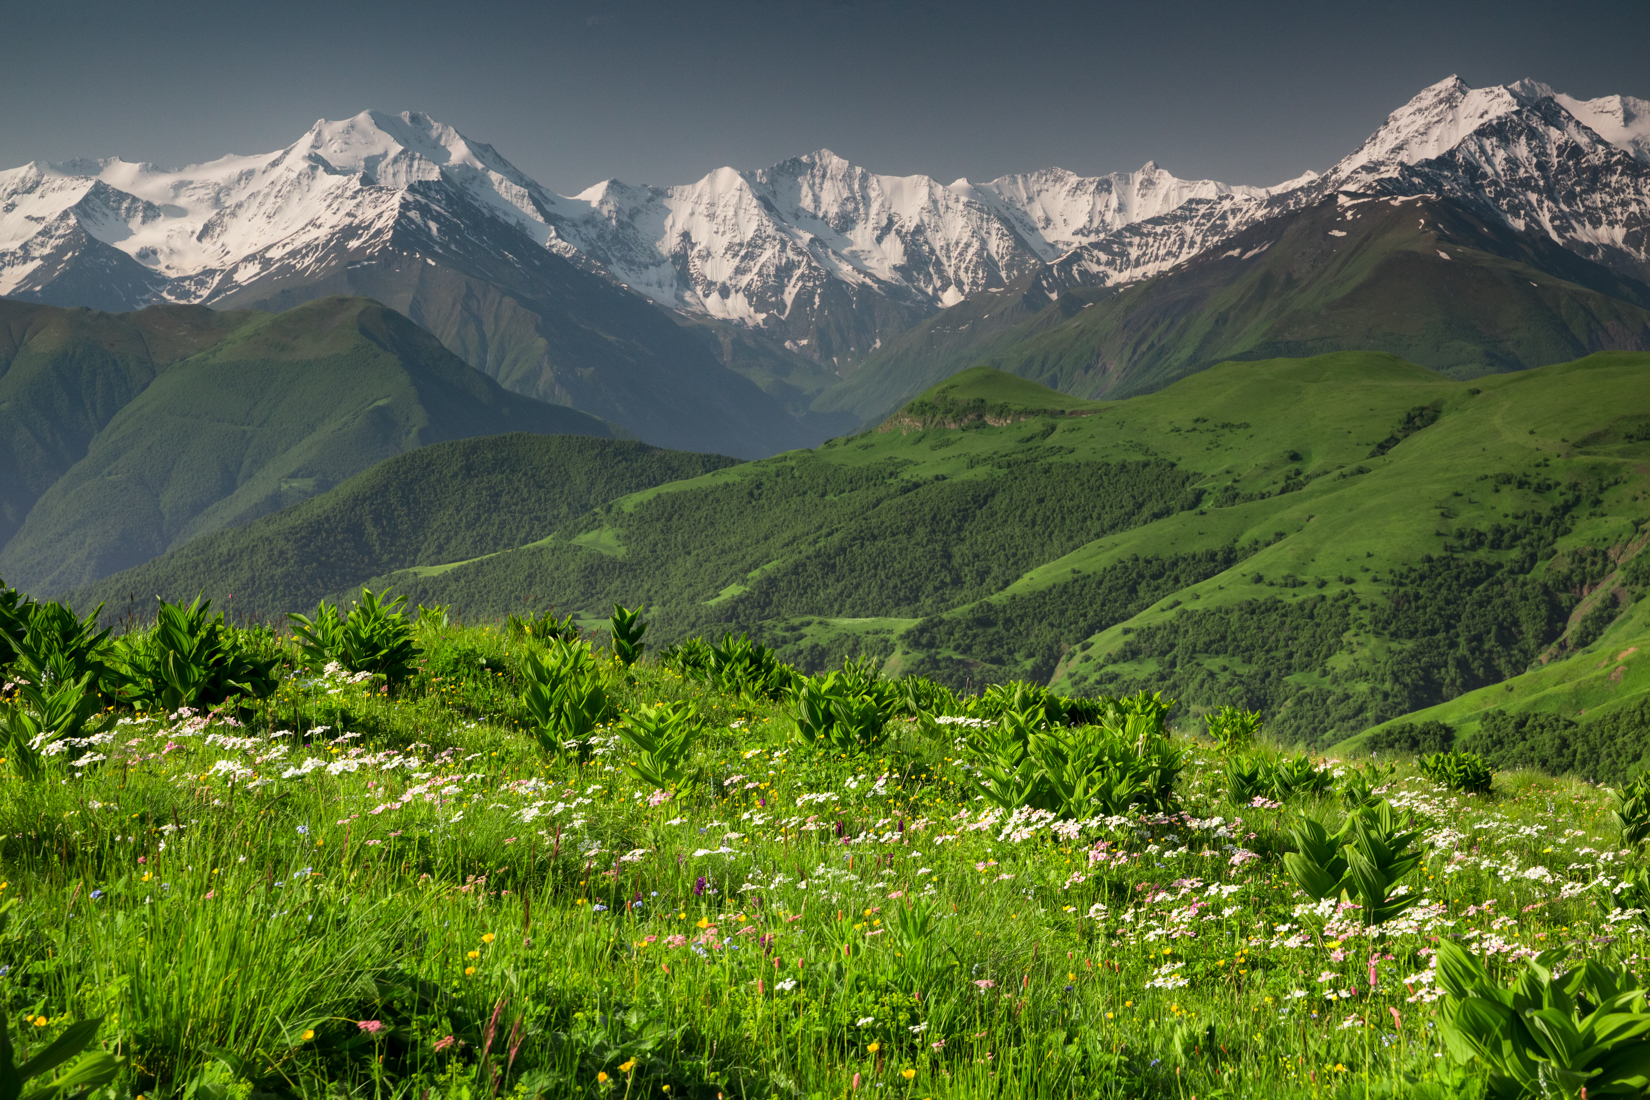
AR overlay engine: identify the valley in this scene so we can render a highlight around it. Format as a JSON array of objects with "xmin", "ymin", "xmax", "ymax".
[{"xmin": 73, "ymin": 353, "xmax": 1650, "ymax": 754}]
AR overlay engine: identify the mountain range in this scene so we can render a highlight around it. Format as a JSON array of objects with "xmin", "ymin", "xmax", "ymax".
[{"xmin": 5, "ymin": 76, "xmax": 1650, "ymax": 454}]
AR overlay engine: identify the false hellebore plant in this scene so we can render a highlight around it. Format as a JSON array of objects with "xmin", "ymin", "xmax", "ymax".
[
  {"xmin": 1435, "ymin": 937, "xmax": 1650, "ymax": 1098},
  {"xmin": 1283, "ymin": 800, "xmax": 1426, "ymax": 927}
]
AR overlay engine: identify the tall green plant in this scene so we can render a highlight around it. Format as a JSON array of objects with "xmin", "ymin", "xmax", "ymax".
[
  {"xmin": 618, "ymin": 702, "xmax": 700, "ymax": 790},
  {"xmin": 0, "ymin": 705, "xmax": 48, "ymax": 780},
  {"xmin": 289, "ymin": 589, "xmax": 420, "ymax": 686},
  {"xmin": 1613, "ymin": 774, "xmax": 1650, "ymax": 851},
  {"xmin": 0, "ymin": 581, "xmax": 30, "ymax": 670},
  {"xmin": 520, "ymin": 641, "xmax": 613, "ymax": 762},
  {"xmin": 976, "ymin": 682, "xmax": 1062, "ymax": 726},
  {"xmin": 1436, "ymin": 937, "xmax": 1650, "ymax": 1098},
  {"xmin": 4, "ymin": 600, "xmax": 117, "ymax": 703},
  {"xmin": 1205, "ymin": 705, "xmax": 1262, "ymax": 754},
  {"xmin": 0, "ymin": 1009, "xmax": 121, "ymax": 1100},
  {"xmin": 957, "ymin": 708, "xmax": 1044, "ymax": 812},
  {"xmin": 507, "ymin": 608, "xmax": 579, "ymax": 644},
  {"xmin": 1339, "ymin": 760, "xmax": 1395, "ymax": 811},
  {"xmin": 708, "ymin": 634, "xmax": 797, "ymax": 700},
  {"xmin": 792, "ymin": 674, "xmax": 888, "ymax": 755},
  {"xmin": 1283, "ymin": 800, "xmax": 1426, "ymax": 926},
  {"xmin": 116, "ymin": 597, "xmax": 279, "ymax": 712},
  {"xmin": 964, "ymin": 708, "xmax": 1182, "ymax": 818},
  {"xmin": 895, "ymin": 674, "xmax": 957, "ymax": 718},
  {"xmin": 1420, "ymin": 750, "xmax": 1495, "ymax": 794},
  {"xmin": 287, "ymin": 600, "xmax": 345, "ymax": 672},
  {"xmin": 886, "ymin": 897, "xmax": 950, "ymax": 992},
  {"xmin": 3, "ymin": 672, "xmax": 117, "ymax": 776},
  {"xmin": 1269, "ymin": 755, "xmax": 1334, "ymax": 802},
  {"xmin": 1223, "ymin": 756, "xmax": 1267, "ymax": 807},
  {"xmin": 609, "ymin": 605, "xmax": 647, "ymax": 666}
]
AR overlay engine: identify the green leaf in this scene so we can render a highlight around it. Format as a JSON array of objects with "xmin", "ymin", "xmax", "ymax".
[
  {"xmin": 14, "ymin": 1019, "xmax": 102, "ymax": 1082},
  {"xmin": 1436, "ymin": 939, "xmax": 1490, "ymax": 999},
  {"xmin": 19, "ymin": 1051, "xmax": 120, "ymax": 1100}
]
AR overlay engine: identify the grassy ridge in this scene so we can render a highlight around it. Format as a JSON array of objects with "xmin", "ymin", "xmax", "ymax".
[
  {"xmin": 0, "ymin": 297, "xmax": 624, "ymax": 597},
  {"xmin": 0, "ymin": 299, "xmax": 254, "ymax": 548}
]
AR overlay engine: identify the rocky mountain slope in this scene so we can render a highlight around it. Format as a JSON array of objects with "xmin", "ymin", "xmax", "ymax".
[{"xmin": 811, "ymin": 187, "xmax": 1650, "ymax": 423}]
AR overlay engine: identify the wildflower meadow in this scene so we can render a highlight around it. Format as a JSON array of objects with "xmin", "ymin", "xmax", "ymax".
[{"xmin": 2, "ymin": 589, "xmax": 1648, "ymax": 1099}]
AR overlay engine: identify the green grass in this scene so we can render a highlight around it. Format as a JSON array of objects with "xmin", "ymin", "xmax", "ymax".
[{"xmin": 2, "ymin": 620, "xmax": 1643, "ymax": 1098}]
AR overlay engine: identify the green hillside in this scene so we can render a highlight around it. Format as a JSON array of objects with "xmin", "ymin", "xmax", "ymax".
[
  {"xmin": 68, "ymin": 433, "xmax": 737, "ymax": 622},
  {"xmin": 0, "ymin": 296, "xmax": 625, "ymax": 597},
  {"xmin": 1327, "ymin": 561, "xmax": 1650, "ymax": 778},
  {"xmin": 880, "ymin": 365, "xmax": 1108, "ymax": 429},
  {"xmin": 71, "ymin": 350, "xmax": 1650, "ymax": 745},
  {"xmin": 813, "ymin": 193, "xmax": 1650, "ymax": 425},
  {"xmin": 805, "ymin": 269, "xmax": 1090, "ymax": 427}
]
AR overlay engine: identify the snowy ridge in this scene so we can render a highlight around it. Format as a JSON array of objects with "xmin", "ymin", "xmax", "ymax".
[
  {"xmin": 2, "ymin": 77, "xmax": 1648, "ymax": 368},
  {"xmin": 1039, "ymin": 75, "xmax": 1650, "ymax": 300}
]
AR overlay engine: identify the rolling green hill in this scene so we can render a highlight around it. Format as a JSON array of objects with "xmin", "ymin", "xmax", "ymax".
[
  {"xmin": 812, "ymin": 193, "xmax": 1650, "ymax": 426},
  {"xmin": 67, "ymin": 433, "xmax": 737, "ymax": 622},
  {"xmin": 0, "ymin": 296, "xmax": 626, "ymax": 596},
  {"xmin": 88, "ymin": 354, "xmax": 1650, "ymax": 748}
]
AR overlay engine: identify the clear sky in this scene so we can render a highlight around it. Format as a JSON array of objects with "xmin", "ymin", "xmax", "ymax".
[{"xmin": 6, "ymin": 0, "xmax": 1648, "ymax": 194}]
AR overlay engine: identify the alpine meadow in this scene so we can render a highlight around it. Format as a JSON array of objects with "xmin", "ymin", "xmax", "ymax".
[{"xmin": 7, "ymin": 63, "xmax": 1650, "ymax": 1100}]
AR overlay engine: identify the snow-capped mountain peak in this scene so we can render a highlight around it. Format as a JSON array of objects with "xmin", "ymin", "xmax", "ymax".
[
  {"xmin": 1552, "ymin": 91, "xmax": 1650, "ymax": 164},
  {"xmin": 1332, "ymin": 75, "xmax": 1535, "ymax": 179},
  {"xmin": 1331, "ymin": 75, "xmax": 1650, "ymax": 182}
]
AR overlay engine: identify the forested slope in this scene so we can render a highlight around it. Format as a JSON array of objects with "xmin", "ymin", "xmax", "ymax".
[
  {"xmin": 367, "ymin": 354, "xmax": 1650, "ymax": 744},
  {"xmin": 0, "ymin": 296, "xmax": 625, "ymax": 596},
  {"xmin": 67, "ymin": 354, "xmax": 1650, "ymax": 748},
  {"xmin": 69, "ymin": 435, "xmax": 737, "ymax": 622}
]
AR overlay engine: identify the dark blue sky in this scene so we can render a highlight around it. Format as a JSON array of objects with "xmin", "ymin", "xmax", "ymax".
[{"xmin": 7, "ymin": 0, "xmax": 1648, "ymax": 192}]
